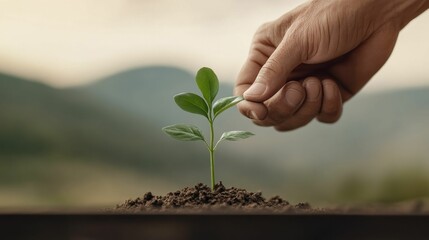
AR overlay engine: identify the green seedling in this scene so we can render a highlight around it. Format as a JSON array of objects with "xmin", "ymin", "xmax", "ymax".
[{"xmin": 162, "ymin": 67, "xmax": 254, "ymax": 190}]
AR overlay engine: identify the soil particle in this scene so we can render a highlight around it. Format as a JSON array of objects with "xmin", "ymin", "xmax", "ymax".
[{"xmin": 116, "ymin": 182, "xmax": 317, "ymax": 213}]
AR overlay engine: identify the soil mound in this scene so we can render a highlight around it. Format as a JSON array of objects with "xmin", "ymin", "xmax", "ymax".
[{"xmin": 116, "ymin": 182, "xmax": 316, "ymax": 213}]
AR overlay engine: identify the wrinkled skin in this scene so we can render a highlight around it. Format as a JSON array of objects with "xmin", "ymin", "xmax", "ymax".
[{"xmin": 235, "ymin": 0, "xmax": 429, "ymax": 131}]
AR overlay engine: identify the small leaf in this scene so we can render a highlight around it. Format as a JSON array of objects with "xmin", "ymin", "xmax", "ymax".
[
  {"xmin": 196, "ymin": 67, "xmax": 219, "ymax": 106},
  {"xmin": 219, "ymin": 131, "xmax": 254, "ymax": 141},
  {"xmin": 162, "ymin": 124, "xmax": 205, "ymax": 141},
  {"xmin": 174, "ymin": 93, "xmax": 209, "ymax": 118},
  {"xmin": 213, "ymin": 96, "xmax": 244, "ymax": 119}
]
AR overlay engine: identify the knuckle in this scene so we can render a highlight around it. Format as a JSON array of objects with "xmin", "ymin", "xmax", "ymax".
[
  {"xmin": 265, "ymin": 98, "xmax": 296, "ymax": 122},
  {"xmin": 260, "ymin": 58, "xmax": 283, "ymax": 78},
  {"xmin": 268, "ymin": 112, "xmax": 286, "ymax": 124},
  {"xmin": 257, "ymin": 22, "xmax": 271, "ymax": 32},
  {"xmin": 285, "ymin": 80, "xmax": 305, "ymax": 91},
  {"xmin": 322, "ymin": 78, "xmax": 336, "ymax": 86},
  {"xmin": 254, "ymin": 22, "xmax": 274, "ymax": 40},
  {"xmin": 304, "ymin": 82, "xmax": 322, "ymax": 103},
  {"xmin": 286, "ymin": 23, "xmax": 311, "ymax": 61}
]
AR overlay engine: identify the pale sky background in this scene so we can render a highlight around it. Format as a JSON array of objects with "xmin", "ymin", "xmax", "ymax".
[{"xmin": 0, "ymin": 0, "xmax": 428, "ymax": 91}]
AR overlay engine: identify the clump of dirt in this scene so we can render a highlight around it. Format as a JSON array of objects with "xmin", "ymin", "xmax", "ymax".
[{"xmin": 116, "ymin": 182, "xmax": 318, "ymax": 213}]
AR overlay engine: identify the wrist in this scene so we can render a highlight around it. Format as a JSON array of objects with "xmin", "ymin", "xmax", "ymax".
[
  {"xmin": 387, "ymin": 0, "xmax": 429, "ymax": 29},
  {"xmin": 338, "ymin": 0, "xmax": 428, "ymax": 32}
]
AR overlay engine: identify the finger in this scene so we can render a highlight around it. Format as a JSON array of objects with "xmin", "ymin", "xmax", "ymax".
[
  {"xmin": 264, "ymin": 81, "xmax": 306, "ymax": 124},
  {"xmin": 234, "ymin": 52, "xmax": 267, "ymax": 120},
  {"xmin": 236, "ymin": 100, "xmax": 268, "ymax": 121},
  {"xmin": 235, "ymin": 13, "xmax": 299, "ymax": 95},
  {"xmin": 274, "ymin": 77, "xmax": 322, "ymax": 131},
  {"xmin": 235, "ymin": 83, "xmax": 268, "ymax": 120},
  {"xmin": 234, "ymin": 43, "xmax": 275, "ymax": 96},
  {"xmin": 317, "ymin": 79, "xmax": 343, "ymax": 123},
  {"xmin": 243, "ymin": 30, "xmax": 304, "ymax": 103}
]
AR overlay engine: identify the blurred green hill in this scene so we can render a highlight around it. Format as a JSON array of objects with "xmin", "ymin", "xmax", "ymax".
[
  {"xmin": 0, "ymin": 70, "xmax": 279, "ymax": 207},
  {"xmin": 1, "ymin": 67, "xmax": 429, "ymax": 207}
]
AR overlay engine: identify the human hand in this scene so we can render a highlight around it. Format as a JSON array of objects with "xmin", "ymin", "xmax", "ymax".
[{"xmin": 235, "ymin": 0, "xmax": 428, "ymax": 131}]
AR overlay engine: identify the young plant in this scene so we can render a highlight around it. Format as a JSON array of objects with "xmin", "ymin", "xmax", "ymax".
[{"xmin": 162, "ymin": 67, "xmax": 254, "ymax": 190}]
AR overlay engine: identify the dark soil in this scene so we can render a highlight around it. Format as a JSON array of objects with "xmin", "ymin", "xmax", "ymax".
[{"xmin": 116, "ymin": 182, "xmax": 320, "ymax": 213}]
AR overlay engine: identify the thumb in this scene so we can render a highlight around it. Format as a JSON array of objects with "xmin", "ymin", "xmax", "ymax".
[{"xmin": 243, "ymin": 35, "xmax": 303, "ymax": 102}]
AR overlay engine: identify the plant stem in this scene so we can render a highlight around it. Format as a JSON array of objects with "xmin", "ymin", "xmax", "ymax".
[{"xmin": 209, "ymin": 119, "xmax": 215, "ymax": 190}]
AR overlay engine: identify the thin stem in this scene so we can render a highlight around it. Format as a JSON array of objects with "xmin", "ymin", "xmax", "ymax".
[{"xmin": 209, "ymin": 119, "xmax": 215, "ymax": 190}]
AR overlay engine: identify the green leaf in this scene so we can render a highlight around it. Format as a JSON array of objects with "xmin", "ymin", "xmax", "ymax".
[
  {"xmin": 213, "ymin": 96, "xmax": 244, "ymax": 119},
  {"xmin": 195, "ymin": 67, "xmax": 219, "ymax": 106},
  {"xmin": 162, "ymin": 124, "xmax": 205, "ymax": 141},
  {"xmin": 174, "ymin": 93, "xmax": 209, "ymax": 118},
  {"xmin": 219, "ymin": 131, "xmax": 254, "ymax": 141}
]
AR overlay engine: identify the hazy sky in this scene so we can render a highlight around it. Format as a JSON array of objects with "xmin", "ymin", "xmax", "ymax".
[{"xmin": 0, "ymin": 0, "xmax": 428, "ymax": 92}]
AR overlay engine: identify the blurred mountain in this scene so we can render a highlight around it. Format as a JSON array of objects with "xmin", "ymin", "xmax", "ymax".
[{"xmin": 1, "ymin": 66, "xmax": 429, "ymax": 206}]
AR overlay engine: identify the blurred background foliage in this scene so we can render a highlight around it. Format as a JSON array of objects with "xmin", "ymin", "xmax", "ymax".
[{"xmin": 1, "ymin": 67, "xmax": 429, "ymax": 208}]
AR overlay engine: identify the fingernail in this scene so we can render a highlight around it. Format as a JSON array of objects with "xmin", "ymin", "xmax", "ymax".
[
  {"xmin": 244, "ymin": 82, "xmax": 266, "ymax": 97},
  {"xmin": 285, "ymin": 89, "xmax": 303, "ymax": 107},
  {"xmin": 249, "ymin": 111, "xmax": 259, "ymax": 120},
  {"xmin": 304, "ymin": 80, "xmax": 321, "ymax": 101}
]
